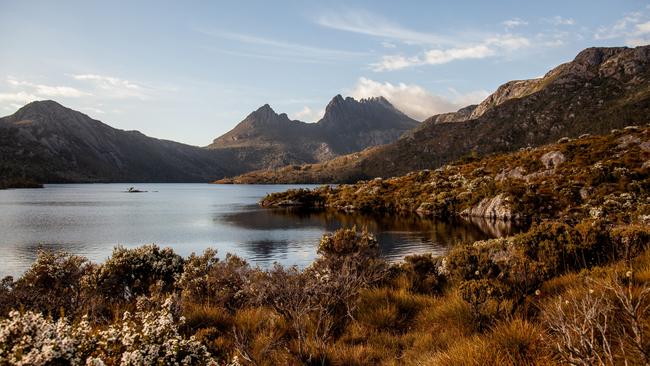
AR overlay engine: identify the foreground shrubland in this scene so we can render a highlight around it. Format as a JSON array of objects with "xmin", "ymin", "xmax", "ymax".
[{"xmin": 1, "ymin": 221, "xmax": 649, "ymax": 365}]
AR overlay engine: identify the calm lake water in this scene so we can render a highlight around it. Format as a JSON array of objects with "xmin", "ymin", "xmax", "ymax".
[{"xmin": 0, "ymin": 184, "xmax": 518, "ymax": 278}]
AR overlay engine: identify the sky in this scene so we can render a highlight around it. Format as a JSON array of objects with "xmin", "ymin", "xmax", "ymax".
[{"xmin": 1, "ymin": 0, "xmax": 649, "ymax": 146}]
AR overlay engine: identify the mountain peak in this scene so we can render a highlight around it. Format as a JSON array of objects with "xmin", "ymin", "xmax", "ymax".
[
  {"xmin": 245, "ymin": 103, "xmax": 284, "ymax": 124},
  {"xmin": 7, "ymin": 100, "xmax": 95, "ymax": 125},
  {"xmin": 256, "ymin": 103, "xmax": 274, "ymax": 112},
  {"xmin": 360, "ymin": 96, "xmax": 394, "ymax": 108},
  {"xmin": 326, "ymin": 94, "xmax": 346, "ymax": 108},
  {"xmin": 17, "ymin": 100, "xmax": 68, "ymax": 114}
]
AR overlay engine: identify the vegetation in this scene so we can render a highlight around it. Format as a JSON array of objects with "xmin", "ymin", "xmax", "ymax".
[
  {"xmin": 2, "ymin": 122, "xmax": 649, "ymax": 364},
  {"xmin": 1, "ymin": 218, "xmax": 649, "ymax": 365},
  {"xmin": 262, "ymin": 125, "xmax": 650, "ymax": 225}
]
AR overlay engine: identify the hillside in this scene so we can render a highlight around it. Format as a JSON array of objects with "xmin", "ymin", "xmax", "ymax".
[
  {"xmin": 207, "ymin": 95, "xmax": 418, "ymax": 171},
  {"xmin": 262, "ymin": 124, "xmax": 650, "ymax": 225},
  {"xmin": 0, "ymin": 101, "xmax": 240, "ymax": 183},
  {"xmin": 220, "ymin": 45, "xmax": 650, "ymax": 184}
]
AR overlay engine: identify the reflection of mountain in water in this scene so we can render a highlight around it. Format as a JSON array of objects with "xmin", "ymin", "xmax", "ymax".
[{"xmin": 220, "ymin": 207, "xmax": 527, "ymax": 262}]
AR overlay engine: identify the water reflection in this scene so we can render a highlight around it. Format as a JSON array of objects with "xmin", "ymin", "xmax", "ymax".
[{"xmin": 221, "ymin": 207, "xmax": 524, "ymax": 262}]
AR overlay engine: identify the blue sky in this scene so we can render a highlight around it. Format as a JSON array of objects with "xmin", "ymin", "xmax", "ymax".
[{"xmin": 1, "ymin": 0, "xmax": 649, "ymax": 146}]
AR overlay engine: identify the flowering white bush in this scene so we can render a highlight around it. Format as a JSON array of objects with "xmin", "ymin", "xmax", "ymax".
[
  {"xmin": 0, "ymin": 310, "xmax": 94, "ymax": 365},
  {"xmin": 0, "ymin": 297, "xmax": 217, "ymax": 366}
]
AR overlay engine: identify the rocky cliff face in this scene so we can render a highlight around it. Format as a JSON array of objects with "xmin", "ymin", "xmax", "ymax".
[
  {"xmin": 222, "ymin": 45, "xmax": 650, "ymax": 184},
  {"xmin": 469, "ymin": 80, "xmax": 542, "ymax": 119},
  {"xmin": 207, "ymin": 95, "xmax": 418, "ymax": 171},
  {"xmin": 431, "ymin": 105, "xmax": 478, "ymax": 124},
  {"xmin": 460, "ymin": 194, "xmax": 517, "ymax": 221}
]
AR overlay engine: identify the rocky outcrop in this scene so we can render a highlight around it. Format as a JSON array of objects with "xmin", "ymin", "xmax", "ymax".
[
  {"xmin": 460, "ymin": 194, "xmax": 518, "ymax": 221},
  {"xmin": 430, "ymin": 105, "xmax": 478, "ymax": 124},
  {"xmin": 540, "ymin": 151, "xmax": 566, "ymax": 170},
  {"xmin": 469, "ymin": 79, "xmax": 542, "ymax": 119}
]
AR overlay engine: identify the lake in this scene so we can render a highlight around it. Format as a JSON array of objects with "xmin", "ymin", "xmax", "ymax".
[{"xmin": 0, "ymin": 184, "xmax": 519, "ymax": 278}]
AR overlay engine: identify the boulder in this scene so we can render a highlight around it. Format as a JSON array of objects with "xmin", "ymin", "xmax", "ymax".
[
  {"xmin": 460, "ymin": 194, "xmax": 518, "ymax": 221},
  {"xmin": 540, "ymin": 151, "xmax": 566, "ymax": 170}
]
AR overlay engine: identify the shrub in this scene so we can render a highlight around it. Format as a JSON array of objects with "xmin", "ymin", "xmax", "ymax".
[
  {"xmin": 89, "ymin": 245, "xmax": 184, "ymax": 303},
  {"xmin": 260, "ymin": 188, "xmax": 327, "ymax": 208},
  {"xmin": 317, "ymin": 227, "xmax": 378, "ymax": 259},
  {"xmin": 401, "ymin": 253, "xmax": 447, "ymax": 295},
  {"xmin": 0, "ymin": 297, "xmax": 216, "ymax": 365},
  {"xmin": 9, "ymin": 250, "xmax": 90, "ymax": 318},
  {"xmin": 543, "ymin": 277, "xmax": 650, "ymax": 366},
  {"xmin": 458, "ymin": 279, "xmax": 507, "ymax": 330},
  {"xmin": 94, "ymin": 297, "xmax": 215, "ymax": 365},
  {"xmin": 0, "ymin": 310, "xmax": 95, "ymax": 365},
  {"xmin": 445, "ymin": 243, "xmax": 499, "ymax": 282},
  {"xmin": 0, "ymin": 276, "xmax": 14, "ymax": 316},
  {"xmin": 611, "ymin": 224, "xmax": 650, "ymax": 266},
  {"xmin": 178, "ymin": 250, "xmax": 253, "ymax": 311}
]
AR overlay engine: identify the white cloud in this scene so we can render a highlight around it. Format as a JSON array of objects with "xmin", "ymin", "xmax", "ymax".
[
  {"xmin": 316, "ymin": 10, "xmax": 446, "ymax": 45},
  {"xmin": 72, "ymin": 74, "xmax": 150, "ymax": 100},
  {"xmin": 292, "ymin": 106, "xmax": 325, "ymax": 122},
  {"xmin": 316, "ymin": 9, "xmax": 539, "ymax": 70},
  {"xmin": 425, "ymin": 45, "xmax": 494, "ymax": 65},
  {"xmin": 372, "ymin": 55, "xmax": 422, "ymax": 71},
  {"xmin": 486, "ymin": 35, "xmax": 531, "ymax": 49},
  {"xmin": 502, "ymin": 18, "xmax": 528, "ymax": 30},
  {"xmin": 594, "ymin": 9, "xmax": 650, "ymax": 46},
  {"xmin": 372, "ymin": 35, "xmax": 530, "ymax": 71},
  {"xmin": 0, "ymin": 91, "xmax": 41, "ymax": 103},
  {"xmin": 349, "ymin": 77, "xmax": 488, "ymax": 120},
  {"xmin": 6, "ymin": 78, "xmax": 89, "ymax": 98},
  {"xmin": 636, "ymin": 21, "xmax": 650, "ymax": 34}
]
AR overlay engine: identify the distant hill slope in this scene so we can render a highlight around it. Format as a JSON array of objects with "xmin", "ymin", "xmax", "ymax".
[
  {"xmin": 0, "ymin": 101, "xmax": 238, "ymax": 183},
  {"xmin": 206, "ymin": 95, "xmax": 419, "ymax": 171},
  {"xmin": 261, "ymin": 124, "xmax": 650, "ymax": 224},
  {"xmin": 219, "ymin": 45, "xmax": 650, "ymax": 184}
]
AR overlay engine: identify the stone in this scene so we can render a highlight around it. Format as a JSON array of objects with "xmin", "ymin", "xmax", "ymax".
[
  {"xmin": 460, "ymin": 194, "xmax": 517, "ymax": 221},
  {"xmin": 540, "ymin": 151, "xmax": 566, "ymax": 170}
]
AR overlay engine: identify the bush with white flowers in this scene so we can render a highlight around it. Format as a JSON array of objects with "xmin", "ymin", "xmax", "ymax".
[{"xmin": 0, "ymin": 297, "xmax": 217, "ymax": 366}]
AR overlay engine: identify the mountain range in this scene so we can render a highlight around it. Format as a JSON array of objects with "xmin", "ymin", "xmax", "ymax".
[
  {"xmin": 1, "ymin": 45, "xmax": 649, "ymax": 185},
  {"xmin": 222, "ymin": 45, "xmax": 650, "ymax": 183},
  {"xmin": 0, "ymin": 95, "xmax": 416, "ymax": 183},
  {"xmin": 206, "ymin": 95, "xmax": 418, "ymax": 171}
]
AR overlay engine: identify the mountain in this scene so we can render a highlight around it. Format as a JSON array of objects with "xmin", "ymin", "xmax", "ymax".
[
  {"xmin": 206, "ymin": 95, "xmax": 418, "ymax": 171},
  {"xmin": 219, "ymin": 45, "xmax": 650, "ymax": 184},
  {"xmin": 0, "ymin": 101, "xmax": 239, "ymax": 183}
]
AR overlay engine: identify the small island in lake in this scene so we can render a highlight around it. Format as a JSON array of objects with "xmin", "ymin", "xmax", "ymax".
[{"xmin": 125, "ymin": 187, "xmax": 147, "ymax": 193}]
